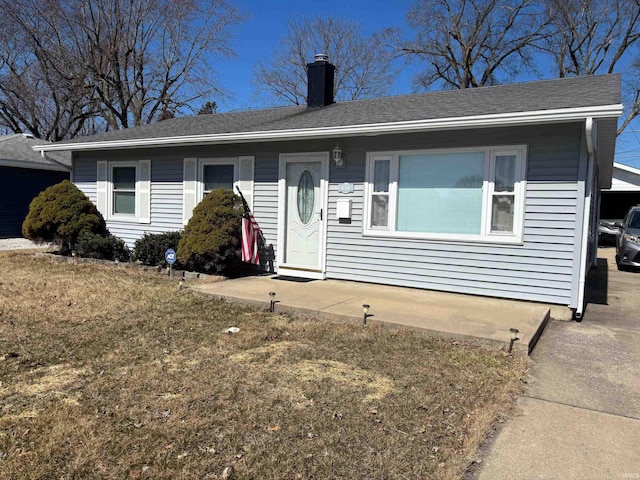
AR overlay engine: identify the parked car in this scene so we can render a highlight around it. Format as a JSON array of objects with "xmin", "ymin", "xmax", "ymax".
[
  {"xmin": 615, "ymin": 205, "xmax": 640, "ymax": 270},
  {"xmin": 598, "ymin": 219, "xmax": 621, "ymax": 245}
]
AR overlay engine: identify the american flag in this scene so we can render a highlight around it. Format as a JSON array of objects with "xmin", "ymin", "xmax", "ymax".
[
  {"xmin": 237, "ymin": 187, "xmax": 261, "ymax": 265},
  {"xmin": 241, "ymin": 212, "xmax": 260, "ymax": 265}
]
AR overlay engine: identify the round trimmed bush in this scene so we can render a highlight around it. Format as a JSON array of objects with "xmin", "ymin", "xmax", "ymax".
[
  {"xmin": 22, "ymin": 180, "xmax": 107, "ymax": 253},
  {"xmin": 75, "ymin": 232, "xmax": 131, "ymax": 262},
  {"xmin": 134, "ymin": 231, "xmax": 183, "ymax": 266},
  {"xmin": 177, "ymin": 188, "xmax": 242, "ymax": 274}
]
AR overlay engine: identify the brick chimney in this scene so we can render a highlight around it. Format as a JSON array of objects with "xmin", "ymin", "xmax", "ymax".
[{"xmin": 307, "ymin": 53, "xmax": 335, "ymax": 108}]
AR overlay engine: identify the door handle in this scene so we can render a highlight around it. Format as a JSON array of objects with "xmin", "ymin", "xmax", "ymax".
[{"xmin": 318, "ymin": 208, "xmax": 323, "ymax": 221}]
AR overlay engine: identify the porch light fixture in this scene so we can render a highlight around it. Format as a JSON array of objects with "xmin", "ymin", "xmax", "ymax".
[
  {"xmin": 508, "ymin": 328, "xmax": 519, "ymax": 354},
  {"xmin": 362, "ymin": 304, "xmax": 370, "ymax": 325},
  {"xmin": 333, "ymin": 143, "xmax": 345, "ymax": 168},
  {"xmin": 269, "ymin": 292, "xmax": 277, "ymax": 312}
]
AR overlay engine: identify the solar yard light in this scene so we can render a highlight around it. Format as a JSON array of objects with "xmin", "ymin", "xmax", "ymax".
[
  {"xmin": 269, "ymin": 292, "xmax": 277, "ymax": 312},
  {"xmin": 508, "ymin": 328, "xmax": 520, "ymax": 354},
  {"xmin": 362, "ymin": 304, "xmax": 370, "ymax": 325}
]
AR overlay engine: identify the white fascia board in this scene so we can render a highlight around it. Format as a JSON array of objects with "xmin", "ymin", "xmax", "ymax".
[
  {"xmin": 613, "ymin": 162, "xmax": 640, "ymax": 176},
  {"xmin": 32, "ymin": 104, "xmax": 624, "ymax": 153},
  {"xmin": 0, "ymin": 158, "xmax": 70, "ymax": 172}
]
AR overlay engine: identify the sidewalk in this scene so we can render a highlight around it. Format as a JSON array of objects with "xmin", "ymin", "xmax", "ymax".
[
  {"xmin": 192, "ymin": 274, "xmax": 551, "ymax": 353},
  {"xmin": 476, "ymin": 248, "xmax": 640, "ymax": 479}
]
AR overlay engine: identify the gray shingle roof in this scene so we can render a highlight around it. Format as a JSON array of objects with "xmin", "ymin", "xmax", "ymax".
[
  {"xmin": 59, "ymin": 73, "xmax": 621, "ymax": 145},
  {"xmin": 0, "ymin": 134, "xmax": 71, "ymax": 169}
]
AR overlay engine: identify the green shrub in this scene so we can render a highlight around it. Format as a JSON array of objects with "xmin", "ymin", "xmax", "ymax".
[
  {"xmin": 22, "ymin": 180, "xmax": 107, "ymax": 253},
  {"xmin": 177, "ymin": 188, "xmax": 242, "ymax": 274},
  {"xmin": 133, "ymin": 231, "xmax": 183, "ymax": 266},
  {"xmin": 75, "ymin": 232, "xmax": 131, "ymax": 262}
]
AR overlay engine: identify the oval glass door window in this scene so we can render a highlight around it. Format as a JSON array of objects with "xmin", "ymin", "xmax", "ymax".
[{"xmin": 297, "ymin": 170, "xmax": 315, "ymax": 224}]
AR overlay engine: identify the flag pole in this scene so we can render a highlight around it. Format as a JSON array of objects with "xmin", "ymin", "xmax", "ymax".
[{"xmin": 236, "ymin": 186, "xmax": 265, "ymax": 244}]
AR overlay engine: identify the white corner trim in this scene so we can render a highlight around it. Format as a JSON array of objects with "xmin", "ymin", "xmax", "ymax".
[{"xmin": 31, "ymin": 104, "xmax": 624, "ymax": 153}]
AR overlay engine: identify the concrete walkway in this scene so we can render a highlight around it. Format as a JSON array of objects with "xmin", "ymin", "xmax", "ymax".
[
  {"xmin": 0, "ymin": 238, "xmax": 53, "ymax": 250},
  {"xmin": 476, "ymin": 247, "xmax": 640, "ymax": 479},
  {"xmin": 193, "ymin": 274, "xmax": 551, "ymax": 353}
]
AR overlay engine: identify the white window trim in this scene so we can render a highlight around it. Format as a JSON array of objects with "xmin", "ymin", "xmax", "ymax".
[
  {"xmin": 363, "ymin": 145, "xmax": 527, "ymax": 245},
  {"xmin": 108, "ymin": 161, "xmax": 140, "ymax": 222},
  {"xmin": 197, "ymin": 157, "xmax": 239, "ymax": 200}
]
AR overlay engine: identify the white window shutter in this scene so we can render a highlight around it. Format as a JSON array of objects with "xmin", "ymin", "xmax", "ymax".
[
  {"xmin": 138, "ymin": 159, "xmax": 151, "ymax": 224},
  {"xmin": 96, "ymin": 161, "xmax": 108, "ymax": 216},
  {"xmin": 238, "ymin": 156, "xmax": 255, "ymax": 209},
  {"xmin": 183, "ymin": 157, "xmax": 198, "ymax": 225}
]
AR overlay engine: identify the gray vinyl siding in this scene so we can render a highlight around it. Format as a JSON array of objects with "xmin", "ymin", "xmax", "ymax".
[
  {"xmin": 253, "ymin": 156, "xmax": 279, "ymax": 268},
  {"xmin": 74, "ymin": 155, "xmax": 184, "ymax": 246},
  {"xmin": 323, "ymin": 123, "xmax": 583, "ymax": 306},
  {"xmin": 73, "ymin": 122, "xmax": 585, "ymax": 306}
]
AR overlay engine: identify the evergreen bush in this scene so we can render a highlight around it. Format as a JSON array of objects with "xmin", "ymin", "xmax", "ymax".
[
  {"xmin": 22, "ymin": 180, "xmax": 107, "ymax": 253},
  {"xmin": 75, "ymin": 232, "xmax": 131, "ymax": 262},
  {"xmin": 177, "ymin": 188, "xmax": 242, "ymax": 274},
  {"xmin": 133, "ymin": 231, "xmax": 183, "ymax": 266}
]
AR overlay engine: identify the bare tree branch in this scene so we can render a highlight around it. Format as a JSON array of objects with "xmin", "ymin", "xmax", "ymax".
[
  {"xmin": 0, "ymin": 0, "xmax": 243, "ymax": 138},
  {"xmin": 252, "ymin": 16, "xmax": 397, "ymax": 105},
  {"xmin": 542, "ymin": 0, "xmax": 640, "ymax": 135},
  {"xmin": 401, "ymin": 0, "xmax": 549, "ymax": 89}
]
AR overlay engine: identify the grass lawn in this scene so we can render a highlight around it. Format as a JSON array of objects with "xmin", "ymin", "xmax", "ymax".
[{"xmin": 0, "ymin": 251, "xmax": 528, "ymax": 479}]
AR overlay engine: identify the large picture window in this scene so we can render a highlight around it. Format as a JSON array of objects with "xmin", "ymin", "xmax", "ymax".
[{"xmin": 365, "ymin": 146, "xmax": 527, "ymax": 243}]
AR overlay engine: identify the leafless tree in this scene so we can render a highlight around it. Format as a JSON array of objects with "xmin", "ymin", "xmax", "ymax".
[
  {"xmin": 542, "ymin": 0, "xmax": 640, "ymax": 134},
  {"xmin": 253, "ymin": 16, "xmax": 396, "ymax": 105},
  {"xmin": 401, "ymin": 0, "xmax": 548, "ymax": 89},
  {"xmin": 0, "ymin": 5, "xmax": 95, "ymax": 141},
  {"xmin": 0, "ymin": 0, "xmax": 243, "ymax": 139}
]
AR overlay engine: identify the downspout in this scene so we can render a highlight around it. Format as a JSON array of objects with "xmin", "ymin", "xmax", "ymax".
[
  {"xmin": 575, "ymin": 117, "xmax": 594, "ymax": 320},
  {"xmin": 40, "ymin": 150, "xmax": 72, "ymax": 172}
]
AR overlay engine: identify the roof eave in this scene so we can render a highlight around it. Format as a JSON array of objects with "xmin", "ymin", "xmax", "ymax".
[
  {"xmin": 613, "ymin": 162, "xmax": 640, "ymax": 176},
  {"xmin": 0, "ymin": 158, "xmax": 71, "ymax": 172},
  {"xmin": 32, "ymin": 104, "xmax": 624, "ymax": 153}
]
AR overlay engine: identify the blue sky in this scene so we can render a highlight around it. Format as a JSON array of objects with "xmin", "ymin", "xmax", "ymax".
[
  {"xmin": 216, "ymin": 0, "xmax": 415, "ymax": 111},
  {"xmin": 214, "ymin": 0, "xmax": 640, "ymax": 168}
]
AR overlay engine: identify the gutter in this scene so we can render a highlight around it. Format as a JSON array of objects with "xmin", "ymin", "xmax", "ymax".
[
  {"xmin": 31, "ymin": 104, "xmax": 623, "ymax": 153},
  {"xmin": 575, "ymin": 117, "xmax": 595, "ymax": 320}
]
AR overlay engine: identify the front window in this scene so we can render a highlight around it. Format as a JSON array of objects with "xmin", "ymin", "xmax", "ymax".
[
  {"xmin": 112, "ymin": 165, "xmax": 136, "ymax": 215},
  {"xmin": 203, "ymin": 164, "xmax": 235, "ymax": 193},
  {"xmin": 365, "ymin": 146, "xmax": 526, "ymax": 243},
  {"xmin": 199, "ymin": 159, "xmax": 238, "ymax": 198}
]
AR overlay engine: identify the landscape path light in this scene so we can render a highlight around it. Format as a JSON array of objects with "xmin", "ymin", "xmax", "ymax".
[
  {"xmin": 269, "ymin": 292, "xmax": 277, "ymax": 312},
  {"xmin": 362, "ymin": 304, "xmax": 370, "ymax": 325},
  {"xmin": 508, "ymin": 328, "xmax": 519, "ymax": 354}
]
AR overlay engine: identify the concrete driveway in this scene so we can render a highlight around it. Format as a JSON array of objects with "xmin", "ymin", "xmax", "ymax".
[{"xmin": 476, "ymin": 247, "xmax": 640, "ymax": 479}]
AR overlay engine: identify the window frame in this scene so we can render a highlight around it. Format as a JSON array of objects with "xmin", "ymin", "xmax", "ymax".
[
  {"xmin": 363, "ymin": 145, "xmax": 527, "ymax": 245},
  {"xmin": 108, "ymin": 161, "xmax": 139, "ymax": 221},
  {"xmin": 197, "ymin": 157, "xmax": 239, "ymax": 200}
]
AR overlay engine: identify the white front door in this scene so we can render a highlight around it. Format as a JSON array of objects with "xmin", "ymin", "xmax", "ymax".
[{"xmin": 278, "ymin": 153, "xmax": 329, "ymax": 279}]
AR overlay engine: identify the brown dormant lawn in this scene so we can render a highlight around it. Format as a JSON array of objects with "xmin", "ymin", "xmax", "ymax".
[{"xmin": 0, "ymin": 251, "xmax": 528, "ymax": 479}]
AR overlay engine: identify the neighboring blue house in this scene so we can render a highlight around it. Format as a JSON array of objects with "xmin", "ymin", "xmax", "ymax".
[
  {"xmin": 34, "ymin": 57, "xmax": 622, "ymax": 319},
  {"xmin": 0, "ymin": 134, "xmax": 71, "ymax": 238}
]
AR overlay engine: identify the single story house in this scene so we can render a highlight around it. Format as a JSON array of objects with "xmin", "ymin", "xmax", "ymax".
[
  {"xmin": 0, "ymin": 134, "xmax": 71, "ymax": 238},
  {"xmin": 33, "ymin": 57, "xmax": 622, "ymax": 319},
  {"xmin": 599, "ymin": 162, "xmax": 640, "ymax": 220}
]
